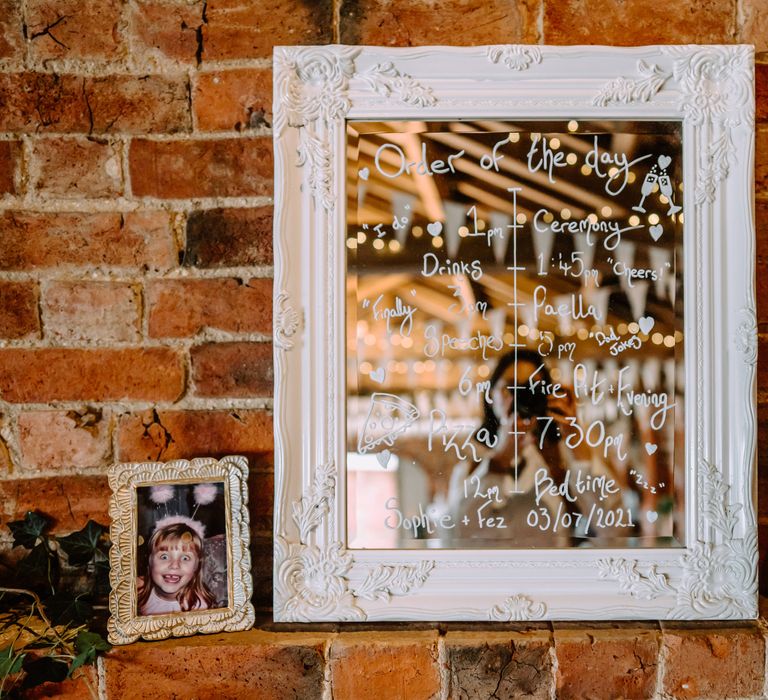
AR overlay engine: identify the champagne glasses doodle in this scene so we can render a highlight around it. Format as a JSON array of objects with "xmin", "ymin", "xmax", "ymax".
[{"xmin": 633, "ymin": 155, "xmax": 681, "ymax": 216}]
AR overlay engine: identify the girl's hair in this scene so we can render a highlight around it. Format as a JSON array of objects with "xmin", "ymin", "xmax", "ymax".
[
  {"xmin": 137, "ymin": 521, "xmax": 216, "ymax": 613},
  {"xmin": 478, "ymin": 349, "xmax": 560, "ymax": 444}
]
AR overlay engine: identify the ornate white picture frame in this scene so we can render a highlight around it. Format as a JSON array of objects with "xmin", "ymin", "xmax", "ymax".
[
  {"xmin": 108, "ymin": 456, "xmax": 254, "ymax": 643},
  {"xmin": 273, "ymin": 45, "xmax": 757, "ymax": 621}
]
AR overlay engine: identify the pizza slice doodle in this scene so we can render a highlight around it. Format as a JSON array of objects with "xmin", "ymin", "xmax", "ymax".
[{"xmin": 357, "ymin": 392, "xmax": 420, "ymax": 454}]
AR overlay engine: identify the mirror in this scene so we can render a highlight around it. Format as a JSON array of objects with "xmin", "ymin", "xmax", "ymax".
[{"xmin": 346, "ymin": 120, "xmax": 684, "ymax": 549}]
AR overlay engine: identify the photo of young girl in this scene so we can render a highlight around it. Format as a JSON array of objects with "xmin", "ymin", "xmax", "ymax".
[{"xmin": 135, "ymin": 481, "xmax": 229, "ymax": 617}]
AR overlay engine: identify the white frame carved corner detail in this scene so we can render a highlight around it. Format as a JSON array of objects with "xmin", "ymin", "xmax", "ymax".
[
  {"xmin": 274, "ymin": 460, "xmax": 435, "ymax": 621},
  {"xmin": 273, "ymin": 44, "xmax": 756, "ymax": 621},
  {"xmin": 107, "ymin": 456, "xmax": 254, "ymax": 644}
]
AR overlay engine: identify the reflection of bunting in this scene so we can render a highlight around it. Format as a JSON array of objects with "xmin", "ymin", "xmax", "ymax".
[
  {"xmin": 664, "ymin": 358, "xmax": 676, "ymax": 397},
  {"xmin": 489, "ymin": 212, "xmax": 511, "ymax": 265},
  {"xmin": 573, "ymin": 233, "xmax": 596, "ymax": 275},
  {"xmin": 555, "ymin": 294, "xmax": 575, "ymax": 335},
  {"xmin": 648, "ymin": 246, "xmax": 671, "ymax": 300},
  {"xmin": 488, "ymin": 307, "xmax": 506, "ymax": 339},
  {"xmin": 443, "ymin": 201, "xmax": 465, "ymax": 258},
  {"xmin": 616, "ymin": 241, "xmax": 635, "ymax": 298},
  {"xmin": 392, "ymin": 192, "xmax": 416, "ymax": 245},
  {"xmin": 532, "ymin": 225, "xmax": 555, "ymax": 269},
  {"xmin": 585, "ymin": 287, "xmax": 611, "ymax": 326},
  {"xmin": 625, "ymin": 280, "xmax": 649, "ymax": 321},
  {"xmin": 641, "ymin": 358, "xmax": 662, "ymax": 392}
]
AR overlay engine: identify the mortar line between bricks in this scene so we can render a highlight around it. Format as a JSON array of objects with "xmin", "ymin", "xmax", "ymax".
[
  {"xmin": 0, "ymin": 195, "xmax": 275, "ymax": 211},
  {"xmin": 0, "ymin": 398, "xmax": 274, "ymax": 411},
  {"xmin": 4, "ymin": 57, "xmax": 275, "ymax": 75},
  {"xmin": 756, "ymin": 614, "xmax": 768, "ymax": 699},
  {"xmin": 322, "ymin": 634, "xmax": 334, "ymax": 700},
  {"xmin": 96, "ymin": 655, "xmax": 107, "ymax": 700},
  {"xmin": 0, "ymin": 334, "xmax": 274, "ymax": 349},
  {"xmin": 0, "ymin": 267, "xmax": 275, "ymax": 281},
  {"xmin": 0, "ymin": 129, "xmax": 271, "ymax": 142},
  {"xmin": 437, "ymin": 633, "xmax": 448, "ymax": 700}
]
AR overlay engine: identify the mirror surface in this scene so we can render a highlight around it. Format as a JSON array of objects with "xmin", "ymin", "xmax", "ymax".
[{"xmin": 346, "ymin": 120, "xmax": 684, "ymax": 550}]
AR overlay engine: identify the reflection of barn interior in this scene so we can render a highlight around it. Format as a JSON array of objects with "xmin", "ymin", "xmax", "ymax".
[{"xmin": 345, "ymin": 121, "xmax": 685, "ymax": 550}]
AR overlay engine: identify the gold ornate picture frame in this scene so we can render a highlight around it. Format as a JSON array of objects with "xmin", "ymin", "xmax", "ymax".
[{"xmin": 107, "ymin": 456, "xmax": 254, "ymax": 644}]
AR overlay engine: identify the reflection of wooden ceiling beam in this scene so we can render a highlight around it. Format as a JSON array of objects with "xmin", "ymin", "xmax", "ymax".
[
  {"xmin": 473, "ymin": 120, "xmax": 593, "ymax": 156},
  {"xmin": 426, "ymin": 131, "xmax": 624, "ymax": 217},
  {"xmin": 352, "ymin": 138, "xmax": 444, "ymax": 221},
  {"xmin": 351, "ymin": 273, "xmax": 413, "ymax": 299},
  {"xmin": 456, "ymin": 182, "xmax": 534, "ymax": 218}
]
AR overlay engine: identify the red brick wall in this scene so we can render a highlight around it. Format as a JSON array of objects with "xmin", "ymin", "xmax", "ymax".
[{"xmin": 1, "ymin": 1, "xmax": 767, "ymax": 696}]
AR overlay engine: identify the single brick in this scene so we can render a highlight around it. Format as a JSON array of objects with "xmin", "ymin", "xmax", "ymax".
[
  {"xmin": 85, "ymin": 74, "xmax": 191, "ymax": 134},
  {"xmin": 554, "ymin": 626, "xmax": 659, "ymax": 699},
  {"xmin": 0, "ymin": 140, "xmax": 21, "ymax": 195},
  {"xmin": 26, "ymin": 0, "xmax": 125, "ymax": 62},
  {"xmin": 340, "ymin": 0, "xmax": 539, "ymax": 45},
  {"xmin": 24, "ymin": 668, "xmax": 97, "ymax": 700},
  {"xmin": 147, "ymin": 278, "xmax": 272, "ymax": 338},
  {"xmin": 662, "ymin": 626, "xmax": 765, "ymax": 698},
  {"xmin": 741, "ymin": 0, "xmax": 768, "ymax": 53},
  {"xmin": 191, "ymin": 342, "xmax": 273, "ymax": 397},
  {"xmin": 250, "ymin": 535, "xmax": 272, "ymax": 608},
  {"xmin": 129, "ymin": 0, "xmax": 205, "ymax": 65},
  {"xmin": 194, "ymin": 68, "xmax": 272, "ymax": 132},
  {"xmin": 0, "ymin": 210, "xmax": 177, "ymax": 271},
  {"xmin": 0, "ymin": 73, "xmax": 189, "ymax": 134},
  {"xmin": 758, "ymin": 127, "xmax": 768, "ymax": 194},
  {"xmin": 0, "ymin": 0, "xmax": 24, "ymax": 61},
  {"xmin": 329, "ymin": 632, "xmax": 441, "ymax": 700},
  {"xmin": 18, "ymin": 409, "xmax": 112, "ymax": 472},
  {"xmin": 31, "ymin": 138, "xmax": 122, "ymax": 199},
  {"xmin": 0, "ymin": 280, "xmax": 40, "ymax": 340},
  {"xmin": 445, "ymin": 631, "xmax": 553, "ymax": 700},
  {"xmin": 543, "ymin": 0, "xmax": 734, "ymax": 44},
  {"xmin": 0, "ymin": 73, "xmax": 90, "ymax": 133},
  {"xmin": 758, "ymin": 63, "xmax": 768, "ymax": 123},
  {"xmin": 203, "ymin": 0, "xmax": 332, "ymax": 60},
  {"xmin": 129, "ymin": 137, "xmax": 272, "ymax": 199},
  {"xmin": 0, "ymin": 348, "xmax": 184, "ymax": 403},
  {"xmin": 43, "ymin": 280, "xmax": 140, "ymax": 342},
  {"xmin": 248, "ymin": 470, "xmax": 273, "ymax": 534},
  {"xmin": 103, "ymin": 632, "xmax": 326, "ymax": 699},
  {"xmin": 117, "ymin": 409, "xmax": 273, "ymax": 462},
  {"xmin": 184, "ymin": 207, "xmax": 273, "ymax": 267},
  {"xmin": 0, "ymin": 475, "xmax": 110, "ymax": 533}
]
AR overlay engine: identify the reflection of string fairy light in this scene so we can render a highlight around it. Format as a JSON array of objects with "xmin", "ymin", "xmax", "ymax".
[
  {"xmin": 567, "ymin": 120, "xmax": 579, "ymax": 132},
  {"xmin": 566, "ymin": 153, "xmax": 578, "ymax": 165},
  {"xmin": 431, "ymin": 236, "xmax": 443, "ymax": 248},
  {"xmin": 373, "ymin": 239, "xmax": 385, "ymax": 250},
  {"xmin": 648, "ymin": 213, "xmax": 660, "ymax": 225}
]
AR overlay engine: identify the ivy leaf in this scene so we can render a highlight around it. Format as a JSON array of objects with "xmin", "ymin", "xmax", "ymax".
[
  {"xmin": 17, "ymin": 542, "xmax": 59, "ymax": 593},
  {"xmin": 0, "ymin": 646, "xmax": 25, "ymax": 677},
  {"xmin": 43, "ymin": 593, "xmax": 92, "ymax": 626},
  {"xmin": 69, "ymin": 631, "xmax": 111, "ymax": 676},
  {"xmin": 91, "ymin": 552, "xmax": 111, "ymax": 597},
  {"xmin": 58, "ymin": 521, "xmax": 107, "ymax": 567},
  {"xmin": 21, "ymin": 656, "xmax": 69, "ymax": 688},
  {"xmin": 8, "ymin": 512, "xmax": 49, "ymax": 550}
]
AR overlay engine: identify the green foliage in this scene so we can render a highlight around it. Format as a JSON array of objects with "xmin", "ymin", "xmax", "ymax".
[{"xmin": 0, "ymin": 513, "xmax": 112, "ymax": 698}]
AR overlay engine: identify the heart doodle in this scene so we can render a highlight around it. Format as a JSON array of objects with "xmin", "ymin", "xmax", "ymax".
[
  {"xmin": 426, "ymin": 221, "xmax": 443, "ymax": 237},
  {"xmin": 376, "ymin": 450, "xmax": 392, "ymax": 468},
  {"xmin": 646, "ymin": 511, "xmax": 659, "ymax": 523},
  {"xmin": 370, "ymin": 367, "xmax": 386, "ymax": 384},
  {"xmin": 649, "ymin": 224, "xmax": 663, "ymax": 242},
  {"xmin": 645, "ymin": 442, "xmax": 658, "ymax": 455},
  {"xmin": 358, "ymin": 167, "xmax": 370, "ymax": 180},
  {"xmin": 638, "ymin": 316, "xmax": 655, "ymax": 336},
  {"xmin": 657, "ymin": 155, "xmax": 671, "ymax": 170}
]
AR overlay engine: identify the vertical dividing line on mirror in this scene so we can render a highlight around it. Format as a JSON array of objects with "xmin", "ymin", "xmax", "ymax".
[{"xmin": 507, "ymin": 186, "xmax": 525, "ymax": 494}]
